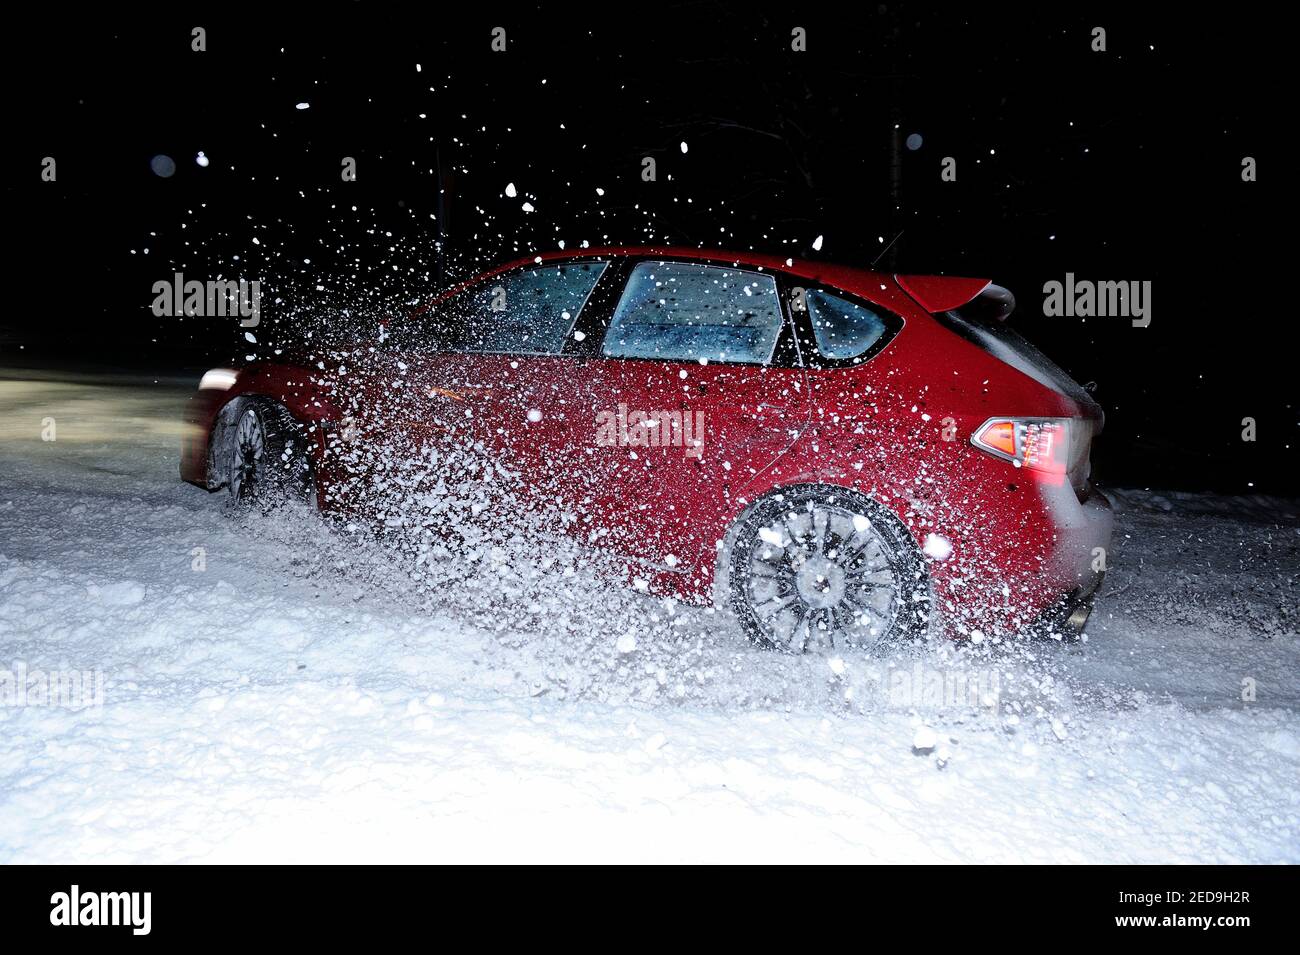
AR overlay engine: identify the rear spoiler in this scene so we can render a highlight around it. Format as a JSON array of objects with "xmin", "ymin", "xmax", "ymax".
[{"xmin": 894, "ymin": 274, "xmax": 1015, "ymax": 321}]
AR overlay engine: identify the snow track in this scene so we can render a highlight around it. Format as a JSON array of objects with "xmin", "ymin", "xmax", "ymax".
[{"xmin": 1, "ymin": 372, "xmax": 1297, "ymax": 862}]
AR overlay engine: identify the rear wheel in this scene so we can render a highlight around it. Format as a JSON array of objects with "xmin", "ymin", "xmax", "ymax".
[
  {"xmin": 729, "ymin": 487, "xmax": 928, "ymax": 652},
  {"xmin": 225, "ymin": 399, "xmax": 314, "ymax": 506}
]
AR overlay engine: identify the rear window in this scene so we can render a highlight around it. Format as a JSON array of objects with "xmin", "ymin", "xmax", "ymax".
[{"xmin": 938, "ymin": 308, "xmax": 1093, "ymax": 405}]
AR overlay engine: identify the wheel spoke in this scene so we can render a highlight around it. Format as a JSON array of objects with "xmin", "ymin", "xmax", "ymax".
[
  {"xmin": 855, "ymin": 599, "xmax": 892, "ymax": 632},
  {"xmin": 819, "ymin": 606, "xmax": 837, "ymax": 641},
  {"xmin": 786, "ymin": 602, "xmax": 809, "ymax": 651},
  {"xmin": 842, "ymin": 527, "xmax": 873, "ymax": 558},
  {"xmin": 781, "ymin": 514, "xmax": 806, "ymax": 554},
  {"xmin": 756, "ymin": 593, "xmax": 798, "ymax": 622},
  {"xmin": 846, "ymin": 567, "xmax": 893, "ymax": 586},
  {"xmin": 750, "ymin": 562, "xmax": 787, "ymax": 580},
  {"xmin": 823, "ymin": 525, "xmax": 848, "ymax": 560},
  {"xmin": 812, "ymin": 507, "xmax": 829, "ymax": 555}
]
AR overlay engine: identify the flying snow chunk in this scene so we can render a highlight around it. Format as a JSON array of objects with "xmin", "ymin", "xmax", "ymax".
[
  {"xmin": 680, "ymin": 141, "xmax": 688, "ymax": 154},
  {"xmin": 616, "ymin": 632, "xmax": 637, "ymax": 654},
  {"xmin": 923, "ymin": 533, "xmax": 953, "ymax": 561},
  {"xmin": 828, "ymin": 656, "xmax": 846, "ymax": 676},
  {"xmin": 295, "ymin": 102, "xmax": 310, "ymax": 110},
  {"xmin": 596, "ymin": 187, "xmax": 605, "ymax": 196},
  {"xmin": 852, "ymin": 514, "xmax": 872, "ymax": 535},
  {"xmin": 812, "ymin": 235, "xmax": 824, "ymax": 251},
  {"xmin": 912, "ymin": 726, "xmax": 938, "ymax": 753},
  {"xmin": 505, "ymin": 182, "xmax": 517, "ymax": 198},
  {"xmin": 758, "ymin": 527, "xmax": 786, "ymax": 547},
  {"xmin": 526, "ymin": 409, "xmax": 543, "ymax": 423},
  {"xmin": 521, "ymin": 202, "xmax": 535, "ymax": 213},
  {"xmin": 244, "ymin": 332, "xmax": 257, "ymax": 344},
  {"xmin": 195, "ymin": 151, "xmax": 209, "ymax": 168}
]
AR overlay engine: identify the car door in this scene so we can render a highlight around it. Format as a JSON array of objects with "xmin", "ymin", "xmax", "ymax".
[
  {"xmin": 426, "ymin": 259, "xmax": 616, "ymax": 506},
  {"xmin": 587, "ymin": 258, "xmax": 809, "ymax": 592},
  {"xmin": 327, "ymin": 260, "xmax": 611, "ymax": 518}
]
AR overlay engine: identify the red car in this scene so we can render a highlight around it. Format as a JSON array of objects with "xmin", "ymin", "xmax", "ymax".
[{"xmin": 182, "ymin": 247, "xmax": 1112, "ymax": 650}]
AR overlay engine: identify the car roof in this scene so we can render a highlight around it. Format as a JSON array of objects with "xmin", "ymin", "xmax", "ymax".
[
  {"xmin": 409, "ymin": 246, "xmax": 904, "ymax": 319},
  {"xmin": 494, "ymin": 245, "xmax": 890, "ymax": 286},
  {"xmin": 409, "ymin": 246, "xmax": 992, "ymax": 322}
]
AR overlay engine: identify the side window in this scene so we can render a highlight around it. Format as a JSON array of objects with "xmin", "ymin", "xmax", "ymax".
[
  {"xmin": 806, "ymin": 289, "xmax": 888, "ymax": 360},
  {"xmin": 442, "ymin": 261, "xmax": 607, "ymax": 355},
  {"xmin": 601, "ymin": 261, "xmax": 783, "ymax": 365}
]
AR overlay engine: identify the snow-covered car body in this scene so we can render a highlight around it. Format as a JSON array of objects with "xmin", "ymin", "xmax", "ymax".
[{"xmin": 182, "ymin": 247, "xmax": 1112, "ymax": 639}]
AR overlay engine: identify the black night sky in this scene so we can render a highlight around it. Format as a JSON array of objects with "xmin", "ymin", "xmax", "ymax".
[{"xmin": 5, "ymin": 3, "xmax": 1291, "ymax": 494}]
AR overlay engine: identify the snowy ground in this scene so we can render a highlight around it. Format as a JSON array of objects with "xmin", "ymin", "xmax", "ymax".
[{"xmin": 1, "ymin": 369, "xmax": 1297, "ymax": 863}]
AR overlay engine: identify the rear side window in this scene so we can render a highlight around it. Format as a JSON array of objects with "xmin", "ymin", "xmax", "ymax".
[
  {"xmin": 601, "ymin": 261, "xmax": 783, "ymax": 365},
  {"xmin": 441, "ymin": 261, "xmax": 607, "ymax": 355},
  {"xmin": 806, "ymin": 290, "xmax": 888, "ymax": 359}
]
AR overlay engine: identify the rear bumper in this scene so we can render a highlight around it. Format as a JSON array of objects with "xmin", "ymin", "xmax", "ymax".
[
  {"xmin": 1058, "ymin": 484, "xmax": 1113, "ymax": 589},
  {"xmin": 1033, "ymin": 485, "xmax": 1113, "ymax": 634}
]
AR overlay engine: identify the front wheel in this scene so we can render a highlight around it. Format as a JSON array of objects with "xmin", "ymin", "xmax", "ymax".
[
  {"xmin": 728, "ymin": 487, "xmax": 929, "ymax": 653},
  {"xmin": 225, "ymin": 399, "xmax": 314, "ymax": 506}
]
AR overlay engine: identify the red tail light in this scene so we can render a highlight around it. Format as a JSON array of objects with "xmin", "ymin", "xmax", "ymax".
[{"xmin": 971, "ymin": 418, "xmax": 1071, "ymax": 476}]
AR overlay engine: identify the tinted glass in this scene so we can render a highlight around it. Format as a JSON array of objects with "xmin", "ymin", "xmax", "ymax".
[
  {"xmin": 601, "ymin": 261, "xmax": 783, "ymax": 364},
  {"xmin": 440, "ymin": 261, "xmax": 607, "ymax": 355},
  {"xmin": 806, "ymin": 289, "xmax": 888, "ymax": 360}
]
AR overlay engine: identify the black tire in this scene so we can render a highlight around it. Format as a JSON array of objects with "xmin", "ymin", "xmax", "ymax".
[
  {"xmin": 728, "ymin": 485, "xmax": 929, "ymax": 653},
  {"xmin": 224, "ymin": 398, "xmax": 314, "ymax": 507}
]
